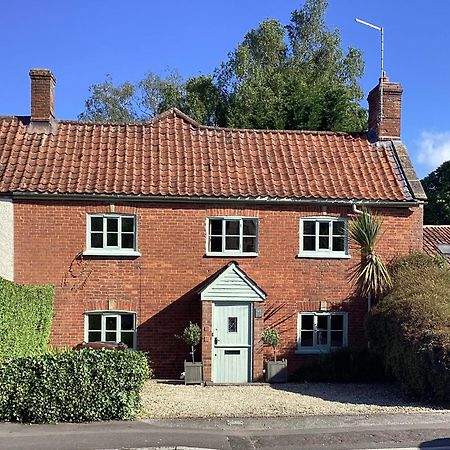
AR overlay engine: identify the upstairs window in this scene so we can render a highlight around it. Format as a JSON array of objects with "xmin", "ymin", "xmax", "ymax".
[
  {"xmin": 85, "ymin": 214, "xmax": 139, "ymax": 256},
  {"xmin": 85, "ymin": 312, "xmax": 136, "ymax": 349},
  {"xmin": 207, "ymin": 217, "xmax": 258, "ymax": 256},
  {"xmin": 297, "ymin": 312, "xmax": 348, "ymax": 353},
  {"xmin": 299, "ymin": 217, "xmax": 348, "ymax": 258}
]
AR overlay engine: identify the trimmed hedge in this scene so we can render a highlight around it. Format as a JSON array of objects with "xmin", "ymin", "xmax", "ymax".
[
  {"xmin": 292, "ymin": 348, "xmax": 388, "ymax": 383},
  {"xmin": 0, "ymin": 349, "xmax": 150, "ymax": 423},
  {"xmin": 366, "ymin": 253, "xmax": 450, "ymax": 403},
  {"xmin": 0, "ymin": 277, "xmax": 54, "ymax": 359}
]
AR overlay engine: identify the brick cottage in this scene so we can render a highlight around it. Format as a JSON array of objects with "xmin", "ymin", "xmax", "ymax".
[{"xmin": 0, "ymin": 69, "xmax": 426, "ymax": 381}]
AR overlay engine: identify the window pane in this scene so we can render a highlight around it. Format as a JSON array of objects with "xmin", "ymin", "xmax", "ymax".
[
  {"xmin": 91, "ymin": 217, "xmax": 103, "ymax": 232},
  {"xmin": 210, "ymin": 236, "xmax": 222, "ymax": 252},
  {"xmin": 107, "ymin": 218, "xmax": 118, "ymax": 232},
  {"xmin": 88, "ymin": 331, "xmax": 101, "ymax": 342},
  {"xmin": 225, "ymin": 237, "xmax": 239, "ymax": 250},
  {"xmin": 301, "ymin": 315, "xmax": 314, "ymax": 330},
  {"xmin": 91, "ymin": 233, "xmax": 103, "ymax": 248},
  {"xmin": 319, "ymin": 236, "xmax": 329, "ymax": 249},
  {"xmin": 88, "ymin": 315, "xmax": 101, "ymax": 330},
  {"xmin": 317, "ymin": 315, "xmax": 328, "ymax": 331},
  {"xmin": 121, "ymin": 314, "xmax": 134, "ymax": 331},
  {"xmin": 225, "ymin": 220, "xmax": 239, "ymax": 236},
  {"xmin": 243, "ymin": 219, "xmax": 257, "ymax": 236},
  {"xmin": 333, "ymin": 221, "xmax": 345, "ymax": 235},
  {"xmin": 120, "ymin": 331, "xmax": 134, "ymax": 348},
  {"xmin": 228, "ymin": 317, "xmax": 238, "ymax": 333},
  {"xmin": 317, "ymin": 316, "xmax": 328, "ymax": 346},
  {"xmin": 303, "ymin": 221, "xmax": 316, "ymax": 235},
  {"xmin": 319, "ymin": 222, "xmax": 329, "ymax": 235},
  {"xmin": 331, "ymin": 331, "xmax": 344, "ymax": 347},
  {"xmin": 303, "ymin": 236, "xmax": 315, "ymax": 251},
  {"xmin": 105, "ymin": 332, "xmax": 117, "ymax": 342},
  {"xmin": 122, "ymin": 217, "xmax": 134, "ymax": 233},
  {"xmin": 331, "ymin": 315, "xmax": 343, "ymax": 330},
  {"xmin": 107, "ymin": 233, "xmax": 118, "ymax": 246},
  {"xmin": 105, "ymin": 316, "xmax": 117, "ymax": 331},
  {"xmin": 300, "ymin": 331, "xmax": 314, "ymax": 346},
  {"xmin": 210, "ymin": 219, "xmax": 222, "ymax": 235},
  {"xmin": 121, "ymin": 233, "xmax": 134, "ymax": 249},
  {"xmin": 332, "ymin": 236, "xmax": 344, "ymax": 252},
  {"xmin": 317, "ymin": 329, "xmax": 328, "ymax": 346},
  {"xmin": 243, "ymin": 237, "xmax": 256, "ymax": 253}
]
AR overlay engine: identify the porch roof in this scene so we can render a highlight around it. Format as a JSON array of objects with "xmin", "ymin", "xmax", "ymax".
[{"xmin": 198, "ymin": 262, "xmax": 266, "ymax": 302}]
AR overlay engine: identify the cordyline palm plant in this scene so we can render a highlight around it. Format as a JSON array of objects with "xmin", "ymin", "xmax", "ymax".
[{"xmin": 349, "ymin": 208, "xmax": 392, "ymax": 304}]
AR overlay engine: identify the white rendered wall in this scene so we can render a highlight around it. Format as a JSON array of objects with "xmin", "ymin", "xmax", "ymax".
[{"xmin": 0, "ymin": 197, "xmax": 13, "ymax": 280}]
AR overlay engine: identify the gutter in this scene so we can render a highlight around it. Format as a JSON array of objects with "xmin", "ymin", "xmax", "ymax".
[{"xmin": 11, "ymin": 192, "xmax": 424, "ymax": 208}]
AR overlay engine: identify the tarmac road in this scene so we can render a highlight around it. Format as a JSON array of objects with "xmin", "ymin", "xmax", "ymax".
[{"xmin": 0, "ymin": 412, "xmax": 449, "ymax": 450}]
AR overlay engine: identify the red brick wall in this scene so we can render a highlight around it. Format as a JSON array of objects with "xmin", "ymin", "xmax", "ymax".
[{"xmin": 14, "ymin": 200, "xmax": 423, "ymax": 379}]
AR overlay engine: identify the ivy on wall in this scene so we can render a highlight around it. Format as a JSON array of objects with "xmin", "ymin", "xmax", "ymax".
[{"xmin": 0, "ymin": 278, "xmax": 54, "ymax": 359}]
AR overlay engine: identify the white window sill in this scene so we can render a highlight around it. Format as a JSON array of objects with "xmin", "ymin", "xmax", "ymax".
[
  {"xmin": 295, "ymin": 347, "xmax": 345, "ymax": 355},
  {"xmin": 206, "ymin": 252, "xmax": 258, "ymax": 257},
  {"xmin": 297, "ymin": 252, "xmax": 351, "ymax": 259},
  {"xmin": 83, "ymin": 249, "xmax": 141, "ymax": 257}
]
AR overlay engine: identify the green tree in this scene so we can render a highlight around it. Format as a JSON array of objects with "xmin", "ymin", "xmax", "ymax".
[
  {"xmin": 422, "ymin": 160, "xmax": 450, "ymax": 225},
  {"xmin": 79, "ymin": 0, "xmax": 366, "ymax": 132}
]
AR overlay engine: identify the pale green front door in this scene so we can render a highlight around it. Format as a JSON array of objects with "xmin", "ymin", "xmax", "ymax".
[{"xmin": 212, "ymin": 302, "xmax": 252, "ymax": 383}]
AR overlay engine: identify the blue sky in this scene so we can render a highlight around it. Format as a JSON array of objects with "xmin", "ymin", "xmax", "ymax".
[{"xmin": 2, "ymin": 1, "xmax": 450, "ymax": 178}]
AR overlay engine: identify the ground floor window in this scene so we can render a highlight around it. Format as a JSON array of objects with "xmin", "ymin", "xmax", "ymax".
[
  {"xmin": 84, "ymin": 311, "xmax": 136, "ymax": 349},
  {"xmin": 297, "ymin": 312, "xmax": 348, "ymax": 353}
]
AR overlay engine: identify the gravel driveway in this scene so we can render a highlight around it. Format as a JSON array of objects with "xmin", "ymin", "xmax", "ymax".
[{"xmin": 141, "ymin": 381, "xmax": 449, "ymax": 419}]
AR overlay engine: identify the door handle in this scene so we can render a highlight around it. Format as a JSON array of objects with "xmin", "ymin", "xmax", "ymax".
[{"xmin": 214, "ymin": 337, "xmax": 219, "ymax": 345}]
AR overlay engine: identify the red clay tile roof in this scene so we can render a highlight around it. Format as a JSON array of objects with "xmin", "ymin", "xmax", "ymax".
[
  {"xmin": 0, "ymin": 108, "xmax": 417, "ymax": 201},
  {"xmin": 423, "ymin": 225, "xmax": 450, "ymax": 262}
]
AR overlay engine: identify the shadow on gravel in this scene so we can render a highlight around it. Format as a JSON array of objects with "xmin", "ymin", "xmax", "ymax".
[
  {"xmin": 270, "ymin": 383, "xmax": 445, "ymax": 410},
  {"xmin": 419, "ymin": 437, "xmax": 450, "ymax": 448}
]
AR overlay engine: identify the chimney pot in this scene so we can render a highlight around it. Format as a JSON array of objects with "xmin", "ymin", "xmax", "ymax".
[
  {"xmin": 29, "ymin": 69, "xmax": 56, "ymax": 122},
  {"xmin": 367, "ymin": 75, "xmax": 403, "ymax": 141}
]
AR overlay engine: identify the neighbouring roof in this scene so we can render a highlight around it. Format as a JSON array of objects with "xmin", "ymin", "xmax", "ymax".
[
  {"xmin": 423, "ymin": 225, "xmax": 450, "ymax": 262},
  {"xmin": 0, "ymin": 108, "xmax": 425, "ymax": 202}
]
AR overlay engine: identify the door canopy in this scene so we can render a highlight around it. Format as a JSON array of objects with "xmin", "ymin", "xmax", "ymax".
[{"xmin": 199, "ymin": 262, "xmax": 266, "ymax": 302}]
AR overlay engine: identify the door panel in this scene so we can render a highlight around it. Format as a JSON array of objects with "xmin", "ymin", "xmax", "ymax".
[{"xmin": 212, "ymin": 302, "xmax": 252, "ymax": 383}]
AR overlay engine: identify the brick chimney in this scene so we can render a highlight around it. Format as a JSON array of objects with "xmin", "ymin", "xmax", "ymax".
[
  {"xmin": 367, "ymin": 75, "xmax": 403, "ymax": 141},
  {"xmin": 29, "ymin": 69, "xmax": 56, "ymax": 122}
]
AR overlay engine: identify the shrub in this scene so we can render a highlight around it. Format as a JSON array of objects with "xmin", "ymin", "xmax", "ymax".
[
  {"xmin": 179, "ymin": 322, "xmax": 201, "ymax": 363},
  {"xmin": 0, "ymin": 349, "xmax": 150, "ymax": 423},
  {"xmin": 0, "ymin": 278, "xmax": 54, "ymax": 359},
  {"xmin": 366, "ymin": 252, "xmax": 450, "ymax": 403},
  {"xmin": 292, "ymin": 347, "xmax": 388, "ymax": 383},
  {"xmin": 261, "ymin": 328, "xmax": 281, "ymax": 361}
]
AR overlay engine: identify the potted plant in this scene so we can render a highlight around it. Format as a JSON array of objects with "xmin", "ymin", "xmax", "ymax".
[
  {"xmin": 261, "ymin": 328, "xmax": 287, "ymax": 383},
  {"xmin": 180, "ymin": 322, "xmax": 203, "ymax": 385}
]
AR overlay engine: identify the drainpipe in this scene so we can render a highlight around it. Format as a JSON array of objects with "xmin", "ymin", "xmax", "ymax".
[{"xmin": 352, "ymin": 203, "xmax": 364, "ymax": 215}]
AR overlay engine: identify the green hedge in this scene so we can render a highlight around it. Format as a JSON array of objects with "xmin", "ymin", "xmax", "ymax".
[
  {"xmin": 366, "ymin": 253, "xmax": 450, "ymax": 403},
  {"xmin": 0, "ymin": 278, "xmax": 54, "ymax": 359},
  {"xmin": 0, "ymin": 349, "xmax": 150, "ymax": 423},
  {"xmin": 292, "ymin": 348, "xmax": 388, "ymax": 383}
]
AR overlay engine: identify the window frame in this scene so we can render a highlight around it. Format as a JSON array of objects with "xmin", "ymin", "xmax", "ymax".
[
  {"xmin": 296, "ymin": 312, "xmax": 348, "ymax": 354},
  {"xmin": 206, "ymin": 217, "xmax": 259, "ymax": 256},
  {"xmin": 84, "ymin": 213, "xmax": 141, "ymax": 257},
  {"xmin": 298, "ymin": 216, "xmax": 350, "ymax": 259},
  {"xmin": 84, "ymin": 311, "xmax": 137, "ymax": 349}
]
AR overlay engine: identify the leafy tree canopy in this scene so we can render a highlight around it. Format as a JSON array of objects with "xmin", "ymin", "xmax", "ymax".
[
  {"xmin": 79, "ymin": 0, "xmax": 366, "ymax": 132},
  {"xmin": 422, "ymin": 160, "xmax": 450, "ymax": 225}
]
